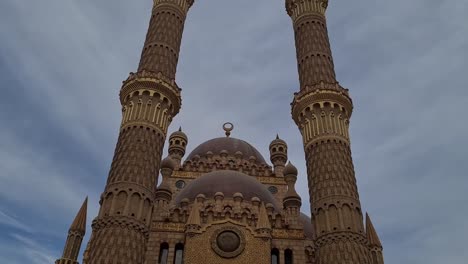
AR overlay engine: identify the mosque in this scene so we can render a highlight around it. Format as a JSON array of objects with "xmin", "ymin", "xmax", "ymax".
[{"xmin": 56, "ymin": 1, "xmax": 384, "ymax": 263}]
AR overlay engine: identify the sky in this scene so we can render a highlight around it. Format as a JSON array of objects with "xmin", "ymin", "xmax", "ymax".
[{"xmin": 0, "ymin": 0, "xmax": 467, "ymax": 263}]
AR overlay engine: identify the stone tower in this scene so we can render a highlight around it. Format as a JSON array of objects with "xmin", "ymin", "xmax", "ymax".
[
  {"xmin": 83, "ymin": 1, "xmax": 194, "ymax": 263},
  {"xmin": 285, "ymin": 0, "xmax": 384, "ymax": 263},
  {"xmin": 269, "ymin": 134, "xmax": 288, "ymax": 177},
  {"xmin": 56, "ymin": 197, "xmax": 87, "ymax": 264}
]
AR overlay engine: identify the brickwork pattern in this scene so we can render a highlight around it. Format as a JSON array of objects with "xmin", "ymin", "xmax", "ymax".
[
  {"xmin": 86, "ymin": 219, "xmax": 147, "ymax": 263},
  {"xmin": 317, "ymin": 238, "xmax": 371, "ymax": 264},
  {"xmin": 306, "ymin": 141, "xmax": 359, "ymax": 202},
  {"xmin": 286, "ymin": 1, "xmax": 380, "ymax": 263},
  {"xmin": 294, "ymin": 14, "xmax": 336, "ymax": 89},
  {"xmin": 144, "ymin": 229, "xmax": 185, "ymax": 264},
  {"xmin": 107, "ymin": 126, "xmax": 164, "ymax": 188},
  {"xmin": 138, "ymin": 3, "xmax": 188, "ymax": 79}
]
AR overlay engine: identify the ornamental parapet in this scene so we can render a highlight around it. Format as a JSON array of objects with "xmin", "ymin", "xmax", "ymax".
[
  {"xmin": 151, "ymin": 222, "xmax": 186, "ymax": 232},
  {"xmin": 120, "ymin": 70, "xmax": 181, "ymax": 109},
  {"xmin": 272, "ymin": 228, "xmax": 305, "ymax": 240},
  {"xmin": 118, "ymin": 71, "xmax": 181, "ymax": 135},
  {"xmin": 55, "ymin": 259, "xmax": 78, "ymax": 264},
  {"xmin": 291, "ymin": 82, "xmax": 353, "ymax": 123},
  {"xmin": 153, "ymin": 0, "xmax": 194, "ymax": 13},
  {"xmin": 286, "ymin": 0, "xmax": 329, "ymax": 19},
  {"xmin": 315, "ymin": 231, "xmax": 367, "ymax": 247},
  {"xmin": 91, "ymin": 216, "xmax": 149, "ymax": 237},
  {"xmin": 171, "ymin": 171, "xmax": 286, "ymax": 185},
  {"xmin": 67, "ymin": 229, "xmax": 85, "ymax": 237},
  {"xmin": 291, "ymin": 82, "xmax": 354, "ymax": 146},
  {"xmin": 103, "ymin": 181, "xmax": 156, "ymax": 201}
]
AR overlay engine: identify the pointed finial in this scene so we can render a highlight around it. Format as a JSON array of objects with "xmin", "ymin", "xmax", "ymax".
[
  {"xmin": 276, "ymin": 134, "xmax": 280, "ymax": 140},
  {"xmin": 186, "ymin": 200, "xmax": 201, "ymax": 235},
  {"xmin": 178, "ymin": 126, "xmax": 182, "ymax": 132},
  {"xmin": 223, "ymin": 122, "xmax": 234, "ymax": 137},
  {"xmin": 256, "ymin": 203, "xmax": 271, "ymax": 230},
  {"xmin": 187, "ymin": 201, "xmax": 201, "ymax": 226},
  {"xmin": 366, "ymin": 213, "xmax": 383, "ymax": 248},
  {"xmin": 70, "ymin": 197, "xmax": 88, "ymax": 233}
]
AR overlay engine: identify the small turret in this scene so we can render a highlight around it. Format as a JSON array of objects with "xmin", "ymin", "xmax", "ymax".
[
  {"xmin": 270, "ymin": 134, "xmax": 288, "ymax": 177},
  {"xmin": 366, "ymin": 213, "xmax": 384, "ymax": 264},
  {"xmin": 168, "ymin": 127, "xmax": 188, "ymax": 169},
  {"xmin": 186, "ymin": 199, "xmax": 201, "ymax": 235},
  {"xmin": 256, "ymin": 203, "xmax": 272, "ymax": 238},
  {"xmin": 56, "ymin": 197, "xmax": 88, "ymax": 264},
  {"xmin": 154, "ymin": 157, "xmax": 176, "ymax": 220},
  {"xmin": 283, "ymin": 162, "xmax": 302, "ymax": 228}
]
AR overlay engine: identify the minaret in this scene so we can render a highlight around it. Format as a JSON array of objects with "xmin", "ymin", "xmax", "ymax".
[
  {"xmin": 56, "ymin": 197, "xmax": 87, "ymax": 264},
  {"xmin": 269, "ymin": 134, "xmax": 288, "ymax": 177},
  {"xmin": 282, "ymin": 162, "xmax": 302, "ymax": 229},
  {"xmin": 366, "ymin": 213, "xmax": 384, "ymax": 264},
  {"xmin": 85, "ymin": 1, "xmax": 195, "ymax": 263},
  {"xmin": 285, "ymin": 0, "xmax": 382, "ymax": 263},
  {"xmin": 153, "ymin": 157, "xmax": 176, "ymax": 221},
  {"xmin": 168, "ymin": 127, "xmax": 188, "ymax": 169}
]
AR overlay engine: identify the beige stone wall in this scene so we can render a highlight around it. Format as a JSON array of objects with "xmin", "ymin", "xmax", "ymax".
[
  {"xmin": 185, "ymin": 222, "xmax": 270, "ymax": 264},
  {"xmin": 144, "ymin": 221, "xmax": 189, "ymax": 264},
  {"xmin": 272, "ymin": 238, "xmax": 311, "ymax": 264}
]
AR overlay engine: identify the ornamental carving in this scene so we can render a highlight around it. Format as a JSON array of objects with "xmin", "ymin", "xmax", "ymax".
[{"xmin": 211, "ymin": 226, "xmax": 246, "ymax": 258}]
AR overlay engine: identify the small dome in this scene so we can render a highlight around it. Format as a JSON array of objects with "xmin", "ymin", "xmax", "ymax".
[
  {"xmin": 233, "ymin": 192, "xmax": 244, "ymax": 199},
  {"xmin": 270, "ymin": 134, "xmax": 287, "ymax": 148},
  {"xmin": 186, "ymin": 137, "xmax": 267, "ymax": 165},
  {"xmin": 161, "ymin": 157, "xmax": 176, "ymax": 170},
  {"xmin": 283, "ymin": 162, "xmax": 298, "ymax": 176},
  {"xmin": 170, "ymin": 127, "xmax": 187, "ymax": 140},
  {"xmin": 299, "ymin": 213, "xmax": 315, "ymax": 239},
  {"xmin": 175, "ymin": 170, "xmax": 279, "ymax": 209}
]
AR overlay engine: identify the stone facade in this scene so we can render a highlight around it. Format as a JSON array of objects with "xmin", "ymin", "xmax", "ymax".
[{"xmin": 56, "ymin": 1, "xmax": 385, "ymax": 264}]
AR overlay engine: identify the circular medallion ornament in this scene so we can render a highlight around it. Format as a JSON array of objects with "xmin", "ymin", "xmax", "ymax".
[
  {"xmin": 268, "ymin": 186, "xmax": 278, "ymax": 194},
  {"xmin": 175, "ymin": 180, "xmax": 186, "ymax": 189},
  {"xmin": 211, "ymin": 227, "xmax": 245, "ymax": 258}
]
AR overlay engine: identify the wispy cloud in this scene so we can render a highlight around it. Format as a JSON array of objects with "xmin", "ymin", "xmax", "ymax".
[
  {"xmin": 11, "ymin": 233, "xmax": 56, "ymax": 264},
  {"xmin": 0, "ymin": 210, "xmax": 32, "ymax": 233}
]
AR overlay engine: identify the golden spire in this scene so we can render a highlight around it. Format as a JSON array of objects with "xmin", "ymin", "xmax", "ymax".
[
  {"xmin": 256, "ymin": 203, "xmax": 271, "ymax": 230},
  {"xmin": 366, "ymin": 213, "xmax": 383, "ymax": 248},
  {"xmin": 186, "ymin": 201, "xmax": 201, "ymax": 227},
  {"xmin": 70, "ymin": 197, "xmax": 87, "ymax": 233}
]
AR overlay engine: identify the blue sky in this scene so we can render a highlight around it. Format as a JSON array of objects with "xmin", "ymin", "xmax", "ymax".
[{"xmin": 1, "ymin": 0, "xmax": 467, "ymax": 263}]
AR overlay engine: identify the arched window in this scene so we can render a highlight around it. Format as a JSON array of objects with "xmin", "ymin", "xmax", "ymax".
[
  {"xmin": 285, "ymin": 249, "xmax": 293, "ymax": 264},
  {"xmin": 271, "ymin": 248, "xmax": 280, "ymax": 264},
  {"xmin": 174, "ymin": 243, "xmax": 184, "ymax": 264},
  {"xmin": 159, "ymin": 243, "xmax": 169, "ymax": 264}
]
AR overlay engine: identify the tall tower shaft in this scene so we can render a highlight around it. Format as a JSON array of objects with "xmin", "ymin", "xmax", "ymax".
[
  {"xmin": 285, "ymin": 0, "xmax": 379, "ymax": 263},
  {"xmin": 84, "ymin": 1, "xmax": 194, "ymax": 263}
]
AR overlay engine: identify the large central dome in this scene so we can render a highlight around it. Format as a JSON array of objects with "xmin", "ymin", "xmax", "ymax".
[
  {"xmin": 175, "ymin": 170, "xmax": 279, "ymax": 209},
  {"xmin": 185, "ymin": 137, "xmax": 267, "ymax": 165}
]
